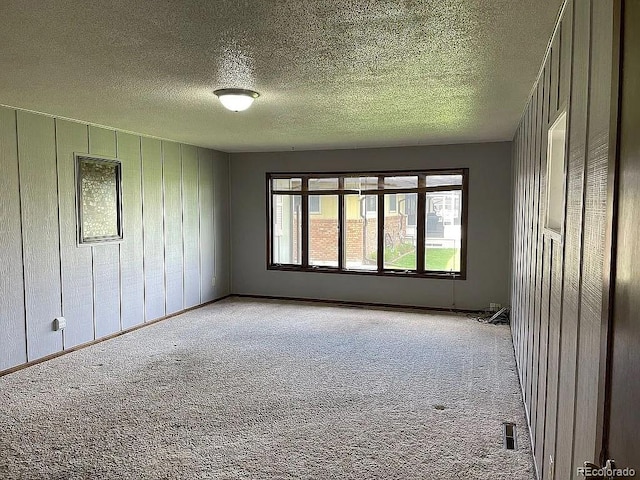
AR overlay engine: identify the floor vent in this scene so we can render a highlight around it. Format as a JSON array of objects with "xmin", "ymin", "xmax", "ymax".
[{"xmin": 503, "ymin": 422, "xmax": 517, "ymax": 450}]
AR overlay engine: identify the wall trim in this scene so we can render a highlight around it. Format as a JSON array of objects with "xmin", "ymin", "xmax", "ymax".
[{"xmin": 232, "ymin": 293, "xmax": 483, "ymax": 314}]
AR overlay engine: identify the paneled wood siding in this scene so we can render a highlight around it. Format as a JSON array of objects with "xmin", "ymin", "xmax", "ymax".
[
  {"xmin": 510, "ymin": 1, "xmax": 616, "ymax": 479},
  {"xmin": 0, "ymin": 108, "xmax": 231, "ymax": 372}
]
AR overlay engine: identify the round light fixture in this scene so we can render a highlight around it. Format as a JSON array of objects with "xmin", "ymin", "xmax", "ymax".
[{"xmin": 213, "ymin": 88, "xmax": 260, "ymax": 112}]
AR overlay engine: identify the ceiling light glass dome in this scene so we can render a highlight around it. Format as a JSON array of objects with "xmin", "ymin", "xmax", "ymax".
[{"xmin": 213, "ymin": 88, "xmax": 260, "ymax": 112}]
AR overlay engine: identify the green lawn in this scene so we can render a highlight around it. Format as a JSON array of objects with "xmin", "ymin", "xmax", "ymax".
[
  {"xmin": 379, "ymin": 246, "xmax": 460, "ymax": 271},
  {"xmin": 425, "ymin": 248, "xmax": 460, "ymax": 271}
]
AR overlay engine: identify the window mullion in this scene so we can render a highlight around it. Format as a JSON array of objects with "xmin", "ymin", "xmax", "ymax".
[
  {"xmin": 377, "ymin": 176, "xmax": 384, "ymax": 272},
  {"xmin": 302, "ymin": 178, "xmax": 309, "ymax": 267},
  {"xmin": 416, "ymin": 175, "xmax": 426, "ymax": 273},
  {"xmin": 461, "ymin": 169, "xmax": 469, "ymax": 278},
  {"xmin": 267, "ymin": 176, "xmax": 273, "ymax": 265},
  {"xmin": 338, "ymin": 178, "xmax": 345, "ymax": 271}
]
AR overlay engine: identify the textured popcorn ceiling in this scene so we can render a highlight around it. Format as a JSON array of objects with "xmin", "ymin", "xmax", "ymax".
[{"xmin": 0, "ymin": 1, "xmax": 562, "ymax": 152}]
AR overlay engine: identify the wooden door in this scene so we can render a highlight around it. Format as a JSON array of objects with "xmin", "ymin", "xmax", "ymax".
[{"xmin": 604, "ymin": 0, "xmax": 640, "ymax": 475}]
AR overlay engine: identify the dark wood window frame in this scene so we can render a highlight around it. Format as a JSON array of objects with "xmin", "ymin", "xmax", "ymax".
[{"xmin": 266, "ymin": 168, "xmax": 468, "ymax": 280}]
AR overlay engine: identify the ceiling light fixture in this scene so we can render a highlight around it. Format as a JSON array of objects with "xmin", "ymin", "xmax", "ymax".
[{"xmin": 213, "ymin": 88, "xmax": 259, "ymax": 112}]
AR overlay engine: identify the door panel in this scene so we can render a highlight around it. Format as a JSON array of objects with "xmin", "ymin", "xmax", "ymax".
[{"xmin": 607, "ymin": 0, "xmax": 640, "ymax": 472}]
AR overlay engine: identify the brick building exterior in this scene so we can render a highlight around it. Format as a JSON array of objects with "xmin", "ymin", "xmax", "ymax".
[{"xmin": 302, "ymin": 214, "xmax": 408, "ymax": 264}]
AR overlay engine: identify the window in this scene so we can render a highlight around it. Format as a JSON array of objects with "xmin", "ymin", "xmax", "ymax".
[
  {"xmin": 545, "ymin": 112, "xmax": 567, "ymax": 236},
  {"xmin": 309, "ymin": 195, "xmax": 338, "ymax": 267},
  {"xmin": 76, "ymin": 155, "xmax": 123, "ymax": 244},
  {"xmin": 383, "ymin": 192, "xmax": 418, "ymax": 270},
  {"xmin": 426, "ymin": 190, "xmax": 462, "ymax": 272},
  {"xmin": 272, "ymin": 194, "xmax": 301, "ymax": 264},
  {"xmin": 268, "ymin": 170, "xmax": 467, "ymax": 278}
]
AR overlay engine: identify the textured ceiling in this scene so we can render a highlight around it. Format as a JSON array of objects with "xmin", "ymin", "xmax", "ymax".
[{"xmin": 0, "ymin": 0, "xmax": 562, "ymax": 152}]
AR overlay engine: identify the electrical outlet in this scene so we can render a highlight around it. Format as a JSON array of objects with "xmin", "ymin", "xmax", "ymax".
[
  {"xmin": 211, "ymin": 276, "xmax": 216, "ymax": 287},
  {"xmin": 53, "ymin": 317, "xmax": 66, "ymax": 331},
  {"xmin": 490, "ymin": 302, "xmax": 502, "ymax": 312}
]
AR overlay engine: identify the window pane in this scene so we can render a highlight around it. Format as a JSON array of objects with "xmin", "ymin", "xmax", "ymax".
[
  {"xmin": 426, "ymin": 174, "xmax": 462, "ymax": 187},
  {"xmin": 384, "ymin": 193, "xmax": 417, "ymax": 270},
  {"xmin": 309, "ymin": 195, "xmax": 338, "ymax": 267},
  {"xmin": 364, "ymin": 195, "xmax": 377, "ymax": 214},
  {"xmin": 272, "ymin": 194, "xmax": 301, "ymax": 264},
  {"xmin": 79, "ymin": 158, "xmax": 121, "ymax": 241},
  {"xmin": 272, "ymin": 178, "xmax": 302, "ymax": 191},
  {"xmin": 309, "ymin": 178, "xmax": 338, "ymax": 191},
  {"xmin": 344, "ymin": 194, "xmax": 377, "ymax": 271},
  {"xmin": 388, "ymin": 194, "xmax": 397, "ymax": 211},
  {"xmin": 344, "ymin": 176, "xmax": 378, "ymax": 191},
  {"xmin": 382, "ymin": 176, "xmax": 418, "ymax": 189},
  {"xmin": 425, "ymin": 190, "xmax": 462, "ymax": 272},
  {"xmin": 309, "ymin": 195, "xmax": 321, "ymax": 213}
]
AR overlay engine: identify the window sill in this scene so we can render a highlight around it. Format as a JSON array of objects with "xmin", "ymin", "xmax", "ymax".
[
  {"xmin": 77, "ymin": 237, "xmax": 124, "ymax": 247},
  {"xmin": 267, "ymin": 264, "xmax": 465, "ymax": 280},
  {"xmin": 543, "ymin": 227, "xmax": 563, "ymax": 244}
]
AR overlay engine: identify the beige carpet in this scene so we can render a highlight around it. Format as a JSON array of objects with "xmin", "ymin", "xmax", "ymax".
[{"xmin": 0, "ymin": 297, "xmax": 535, "ymax": 479}]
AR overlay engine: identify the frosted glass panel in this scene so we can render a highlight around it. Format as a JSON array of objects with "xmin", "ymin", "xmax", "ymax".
[
  {"xmin": 382, "ymin": 176, "xmax": 418, "ymax": 189},
  {"xmin": 426, "ymin": 174, "xmax": 462, "ymax": 187},
  {"xmin": 308, "ymin": 178, "xmax": 338, "ymax": 190},
  {"xmin": 272, "ymin": 178, "xmax": 302, "ymax": 191},
  {"xmin": 78, "ymin": 157, "xmax": 122, "ymax": 242},
  {"xmin": 344, "ymin": 177, "xmax": 378, "ymax": 190}
]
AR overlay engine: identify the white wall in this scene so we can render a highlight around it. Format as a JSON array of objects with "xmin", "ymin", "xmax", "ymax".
[
  {"xmin": 230, "ymin": 142, "xmax": 512, "ymax": 310},
  {"xmin": 0, "ymin": 107, "xmax": 231, "ymax": 372}
]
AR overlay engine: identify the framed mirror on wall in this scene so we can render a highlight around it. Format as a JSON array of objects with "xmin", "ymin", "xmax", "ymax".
[{"xmin": 76, "ymin": 154, "xmax": 123, "ymax": 244}]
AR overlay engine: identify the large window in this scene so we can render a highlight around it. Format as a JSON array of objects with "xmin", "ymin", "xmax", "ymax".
[{"xmin": 268, "ymin": 169, "xmax": 467, "ymax": 279}]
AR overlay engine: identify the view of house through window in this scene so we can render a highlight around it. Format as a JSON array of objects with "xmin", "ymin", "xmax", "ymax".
[
  {"xmin": 268, "ymin": 170, "xmax": 467, "ymax": 278},
  {"xmin": 271, "ymin": 177, "xmax": 302, "ymax": 265},
  {"xmin": 426, "ymin": 190, "xmax": 462, "ymax": 271},
  {"xmin": 344, "ymin": 193, "xmax": 378, "ymax": 270},
  {"xmin": 309, "ymin": 194, "xmax": 339, "ymax": 267}
]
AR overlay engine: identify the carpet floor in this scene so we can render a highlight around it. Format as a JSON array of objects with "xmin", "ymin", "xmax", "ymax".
[{"xmin": 0, "ymin": 298, "xmax": 535, "ymax": 479}]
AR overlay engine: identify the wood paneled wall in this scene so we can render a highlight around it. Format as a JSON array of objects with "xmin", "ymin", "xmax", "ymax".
[
  {"xmin": 0, "ymin": 107, "xmax": 231, "ymax": 372},
  {"xmin": 510, "ymin": 1, "xmax": 617, "ymax": 479}
]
